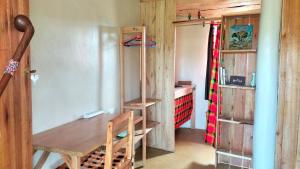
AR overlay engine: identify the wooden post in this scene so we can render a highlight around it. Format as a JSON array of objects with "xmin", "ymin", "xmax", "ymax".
[
  {"xmin": 120, "ymin": 31, "xmax": 125, "ymax": 113},
  {"xmin": 276, "ymin": 0, "xmax": 300, "ymax": 169}
]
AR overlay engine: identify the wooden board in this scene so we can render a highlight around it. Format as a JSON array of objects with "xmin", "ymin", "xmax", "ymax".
[
  {"xmin": 174, "ymin": 85, "xmax": 194, "ymax": 99},
  {"xmin": 176, "ymin": 0, "xmax": 261, "ymax": 18},
  {"xmin": 140, "ymin": 0, "xmax": 176, "ymax": 152},
  {"xmin": 0, "ymin": 0, "xmax": 32, "ymax": 168},
  {"xmin": 276, "ymin": 0, "xmax": 300, "ymax": 169}
]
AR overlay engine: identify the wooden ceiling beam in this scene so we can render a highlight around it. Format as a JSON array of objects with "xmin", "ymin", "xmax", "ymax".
[{"xmin": 176, "ymin": 0, "xmax": 261, "ymax": 18}]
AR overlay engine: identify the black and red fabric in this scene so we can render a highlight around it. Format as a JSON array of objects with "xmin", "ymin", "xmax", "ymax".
[
  {"xmin": 204, "ymin": 23, "xmax": 221, "ymax": 146},
  {"xmin": 174, "ymin": 93, "xmax": 194, "ymax": 129}
]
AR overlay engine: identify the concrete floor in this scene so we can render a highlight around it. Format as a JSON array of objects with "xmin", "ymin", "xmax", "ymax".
[{"xmin": 135, "ymin": 128, "xmax": 240, "ymax": 169}]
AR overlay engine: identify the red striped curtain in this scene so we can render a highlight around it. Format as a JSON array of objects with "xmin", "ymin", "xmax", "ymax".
[{"xmin": 204, "ymin": 23, "xmax": 221, "ymax": 146}]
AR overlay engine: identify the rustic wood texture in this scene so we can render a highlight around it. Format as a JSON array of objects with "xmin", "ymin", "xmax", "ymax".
[
  {"xmin": 174, "ymin": 85, "xmax": 193, "ymax": 99},
  {"xmin": 276, "ymin": 0, "xmax": 300, "ymax": 169},
  {"xmin": 34, "ymin": 113, "xmax": 145, "ymax": 169},
  {"xmin": 0, "ymin": 0, "xmax": 32, "ymax": 168},
  {"xmin": 33, "ymin": 114, "xmax": 120, "ymax": 157},
  {"xmin": 176, "ymin": 0, "xmax": 261, "ymax": 18},
  {"xmin": 217, "ymin": 14, "xmax": 259, "ymax": 168},
  {"xmin": 104, "ymin": 111, "xmax": 134, "ymax": 169},
  {"xmin": 120, "ymin": 26, "xmax": 156, "ymax": 166},
  {"xmin": 140, "ymin": 0, "xmax": 176, "ymax": 152},
  {"xmin": 0, "ymin": 15, "xmax": 34, "ymax": 96}
]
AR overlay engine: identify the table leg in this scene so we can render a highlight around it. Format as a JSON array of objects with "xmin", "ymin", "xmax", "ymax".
[
  {"xmin": 71, "ymin": 156, "xmax": 81, "ymax": 169},
  {"xmin": 63, "ymin": 155, "xmax": 81, "ymax": 169},
  {"xmin": 34, "ymin": 151, "xmax": 50, "ymax": 169}
]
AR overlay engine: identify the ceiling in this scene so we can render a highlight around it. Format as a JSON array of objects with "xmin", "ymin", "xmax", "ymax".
[{"xmin": 176, "ymin": 0, "xmax": 261, "ymax": 18}]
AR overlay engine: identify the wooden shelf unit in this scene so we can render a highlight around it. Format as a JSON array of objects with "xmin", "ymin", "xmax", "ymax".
[
  {"xmin": 124, "ymin": 98, "xmax": 161, "ymax": 109},
  {"xmin": 220, "ymin": 49, "xmax": 257, "ymax": 53},
  {"xmin": 219, "ymin": 84, "xmax": 255, "ymax": 90},
  {"xmin": 119, "ymin": 26, "xmax": 160, "ymax": 166},
  {"xmin": 216, "ymin": 14, "xmax": 260, "ymax": 168},
  {"xmin": 218, "ymin": 115, "xmax": 254, "ymax": 125}
]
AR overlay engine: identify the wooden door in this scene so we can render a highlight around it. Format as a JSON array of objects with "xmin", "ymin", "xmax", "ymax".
[{"xmin": 0, "ymin": 0, "xmax": 32, "ymax": 169}]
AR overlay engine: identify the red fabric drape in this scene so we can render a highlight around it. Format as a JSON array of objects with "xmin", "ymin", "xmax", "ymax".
[{"xmin": 204, "ymin": 23, "xmax": 221, "ymax": 146}]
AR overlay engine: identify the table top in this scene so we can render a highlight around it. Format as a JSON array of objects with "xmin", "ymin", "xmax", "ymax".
[
  {"xmin": 174, "ymin": 85, "xmax": 196, "ymax": 99},
  {"xmin": 33, "ymin": 113, "xmax": 126, "ymax": 157}
]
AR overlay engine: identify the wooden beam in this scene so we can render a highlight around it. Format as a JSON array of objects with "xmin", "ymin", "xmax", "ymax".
[
  {"xmin": 140, "ymin": 0, "xmax": 176, "ymax": 152},
  {"xmin": 176, "ymin": 0, "xmax": 261, "ymax": 11},
  {"xmin": 276, "ymin": 0, "xmax": 300, "ymax": 169},
  {"xmin": 176, "ymin": 0, "xmax": 261, "ymax": 18}
]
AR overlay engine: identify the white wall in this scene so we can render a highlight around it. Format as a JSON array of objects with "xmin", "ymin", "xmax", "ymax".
[
  {"xmin": 175, "ymin": 24, "xmax": 210, "ymax": 129},
  {"xmin": 30, "ymin": 0, "xmax": 140, "ymax": 168}
]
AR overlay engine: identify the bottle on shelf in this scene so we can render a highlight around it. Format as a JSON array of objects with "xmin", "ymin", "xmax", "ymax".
[{"xmin": 250, "ymin": 72, "xmax": 256, "ymax": 87}]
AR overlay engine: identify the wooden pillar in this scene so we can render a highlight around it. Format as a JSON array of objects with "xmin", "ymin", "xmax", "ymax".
[
  {"xmin": 140, "ymin": 0, "xmax": 176, "ymax": 151},
  {"xmin": 276, "ymin": 0, "xmax": 300, "ymax": 169}
]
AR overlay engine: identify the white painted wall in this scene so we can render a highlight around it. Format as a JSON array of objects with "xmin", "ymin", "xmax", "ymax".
[
  {"xmin": 30, "ymin": 0, "xmax": 140, "ymax": 168},
  {"xmin": 175, "ymin": 24, "xmax": 210, "ymax": 129}
]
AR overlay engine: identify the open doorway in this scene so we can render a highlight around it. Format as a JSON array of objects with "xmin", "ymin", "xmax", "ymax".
[{"xmin": 173, "ymin": 20, "xmax": 218, "ymax": 168}]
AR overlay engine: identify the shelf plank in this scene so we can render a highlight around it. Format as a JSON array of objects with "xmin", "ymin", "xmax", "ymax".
[
  {"xmin": 124, "ymin": 98, "xmax": 161, "ymax": 110},
  {"xmin": 134, "ymin": 116, "xmax": 143, "ymax": 124},
  {"xmin": 134, "ymin": 121, "xmax": 160, "ymax": 144},
  {"xmin": 218, "ymin": 115, "xmax": 254, "ymax": 125},
  {"xmin": 219, "ymin": 84, "xmax": 255, "ymax": 90},
  {"xmin": 221, "ymin": 49, "xmax": 257, "ymax": 53},
  {"xmin": 216, "ymin": 148, "xmax": 252, "ymax": 161}
]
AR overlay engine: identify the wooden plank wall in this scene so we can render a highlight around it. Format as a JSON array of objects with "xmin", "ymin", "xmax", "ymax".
[
  {"xmin": 276, "ymin": 0, "xmax": 300, "ymax": 169},
  {"xmin": 140, "ymin": 0, "xmax": 176, "ymax": 151},
  {"xmin": 0, "ymin": 0, "xmax": 32, "ymax": 168}
]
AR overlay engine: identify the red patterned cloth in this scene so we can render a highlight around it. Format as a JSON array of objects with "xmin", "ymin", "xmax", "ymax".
[{"xmin": 204, "ymin": 23, "xmax": 221, "ymax": 146}]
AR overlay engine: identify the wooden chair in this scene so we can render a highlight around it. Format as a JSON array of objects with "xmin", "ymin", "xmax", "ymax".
[{"xmin": 57, "ymin": 111, "xmax": 134, "ymax": 169}]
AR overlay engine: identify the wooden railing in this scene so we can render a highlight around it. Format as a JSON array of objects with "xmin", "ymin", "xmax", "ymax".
[{"xmin": 0, "ymin": 15, "xmax": 34, "ymax": 97}]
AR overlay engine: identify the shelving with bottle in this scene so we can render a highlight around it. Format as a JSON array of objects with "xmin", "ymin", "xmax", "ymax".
[{"xmin": 216, "ymin": 14, "xmax": 260, "ymax": 168}]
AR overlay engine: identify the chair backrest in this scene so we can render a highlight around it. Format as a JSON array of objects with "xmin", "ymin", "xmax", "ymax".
[{"xmin": 104, "ymin": 111, "xmax": 134, "ymax": 169}]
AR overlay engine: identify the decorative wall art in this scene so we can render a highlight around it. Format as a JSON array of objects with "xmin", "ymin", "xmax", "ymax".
[{"xmin": 229, "ymin": 24, "xmax": 253, "ymax": 49}]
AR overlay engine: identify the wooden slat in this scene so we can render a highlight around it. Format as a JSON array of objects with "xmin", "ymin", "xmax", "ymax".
[
  {"xmin": 219, "ymin": 85, "xmax": 255, "ymax": 90},
  {"xmin": 121, "ymin": 26, "xmax": 145, "ymax": 34},
  {"xmin": 221, "ymin": 49, "xmax": 257, "ymax": 53},
  {"xmin": 276, "ymin": 0, "xmax": 300, "ymax": 169},
  {"xmin": 134, "ymin": 121, "xmax": 160, "ymax": 144},
  {"xmin": 123, "ymin": 98, "xmax": 161, "ymax": 109},
  {"xmin": 218, "ymin": 115, "xmax": 254, "ymax": 125}
]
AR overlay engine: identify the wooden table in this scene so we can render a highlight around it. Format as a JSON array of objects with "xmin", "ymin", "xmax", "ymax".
[{"xmin": 32, "ymin": 113, "xmax": 142, "ymax": 169}]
